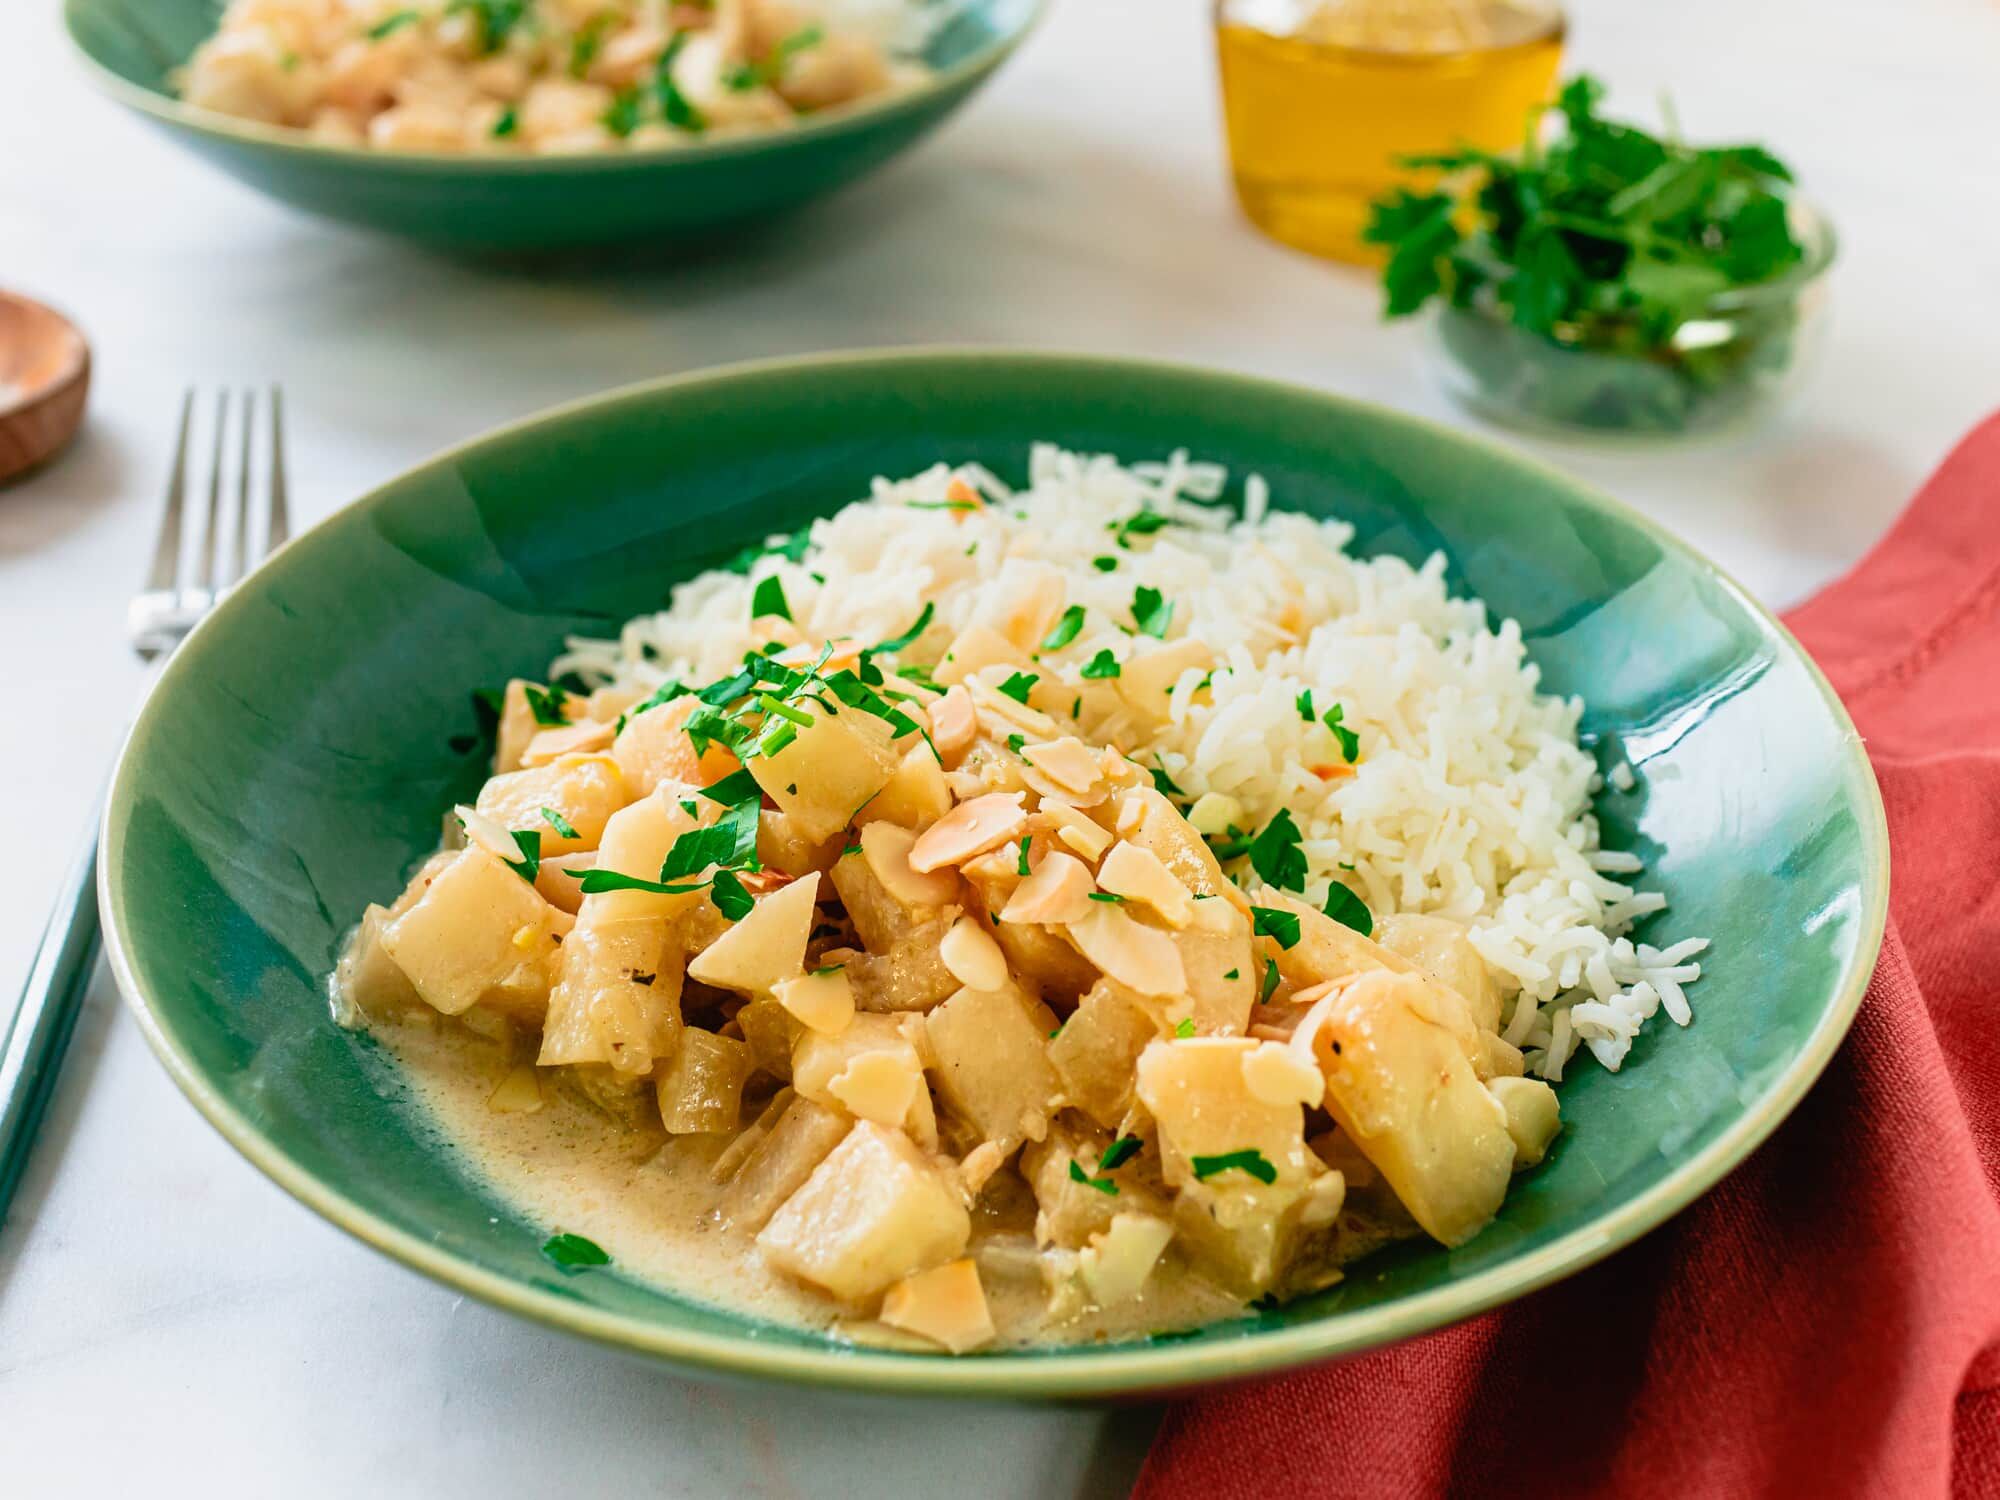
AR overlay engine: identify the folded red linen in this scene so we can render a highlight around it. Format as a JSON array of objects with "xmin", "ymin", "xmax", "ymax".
[{"xmin": 1135, "ymin": 414, "xmax": 2000, "ymax": 1500}]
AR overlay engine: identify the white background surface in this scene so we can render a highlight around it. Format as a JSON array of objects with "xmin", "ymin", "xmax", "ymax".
[{"xmin": 3, "ymin": 0, "xmax": 1997, "ymax": 1492}]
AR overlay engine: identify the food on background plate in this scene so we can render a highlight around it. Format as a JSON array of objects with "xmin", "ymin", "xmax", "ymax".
[
  {"xmin": 176, "ymin": 0, "xmax": 936, "ymax": 153},
  {"xmin": 1365, "ymin": 74, "xmax": 1826, "ymax": 435},
  {"xmin": 335, "ymin": 445, "xmax": 1706, "ymax": 1351}
]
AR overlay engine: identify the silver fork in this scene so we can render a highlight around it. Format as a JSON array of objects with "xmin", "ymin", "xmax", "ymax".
[{"xmin": 0, "ymin": 389, "xmax": 290, "ymax": 1223}]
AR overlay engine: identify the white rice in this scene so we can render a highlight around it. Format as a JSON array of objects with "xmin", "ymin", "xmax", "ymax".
[{"xmin": 553, "ymin": 445, "xmax": 1704, "ymax": 1078}]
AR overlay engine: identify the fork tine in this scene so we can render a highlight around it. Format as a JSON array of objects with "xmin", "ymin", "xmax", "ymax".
[
  {"xmin": 194, "ymin": 390, "xmax": 228, "ymax": 595},
  {"xmin": 145, "ymin": 389, "xmax": 195, "ymax": 594},
  {"xmin": 229, "ymin": 388, "xmax": 255, "ymax": 586},
  {"xmin": 267, "ymin": 385, "xmax": 290, "ymax": 553}
]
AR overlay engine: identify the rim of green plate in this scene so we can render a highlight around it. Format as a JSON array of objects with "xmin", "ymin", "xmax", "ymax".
[
  {"xmin": 98, "ymin": 348, "xmax": 1891, "ymax": 1399},
  {"xmin": 61, "ymin": 0, "xmax": 1048, "ymax": 172}
]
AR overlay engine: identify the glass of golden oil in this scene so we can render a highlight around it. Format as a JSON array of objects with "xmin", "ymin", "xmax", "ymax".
[{"xmin": 1216, "ymin": 0, "xmax": 1565, "ymax": 265}]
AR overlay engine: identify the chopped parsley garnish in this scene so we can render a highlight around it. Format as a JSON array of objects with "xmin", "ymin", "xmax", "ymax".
[
  {"xmin": 725, "ymin": 530, "xmax": 811, "ymax": 575},
  {"xmin": 1323, "ymin": 703, "xmax": 1360, "ymax": 762},
  {"xmin": 523, "ymin": 682, "xmax": 569, "ymax": 727},
  {"xmin": 655, "ymin": 31, "xmax": 705, "ymax": 132},
  {"xmin": 810, "ymin": 963, "xmax": 845, "ymax": 977},
  {"xmin": 750, "ymin": 574, "xmax": 792, "ymax": 623},
  {"xmin": 501, "ymin": 828, "xmax": 541, "ymax": 882},
  {"xmin": 1131, "ymin": 586, "xmax": 1173, "ymax": 639},
  {"xmin": 1068, "ymin": 1158, "xmax": 1119, "ymax": 1197},
  {"xmin": 840, "ymin": 843, "xmax": 861, "ymax": 857},
  {"xmin": 1206, "ymin": 825, "xmax": 1252, "ymax": 862},
  {"xmin": 998, "ymin": 671, "xmax": 1039, "ymax": 704},
  {"xmin": 1247, "ymin": 809, "xmax": 1309, "ymax": 893},
  {"xmin": 491, "ymin": 104, "xmax": 518, "ymax": 139},
  {"xmin": 1041, "ymin": 605, "xmax": 1086, "ymax": 651},
  {"xmin": 1251, "ymin": 905, "xmax": 1302, "ymax": 949},
  {"xmin": 367, "ymin": 9, "xmax": 420, "ymax": 38},
  {"xmin": 873, "ymin": 601, "xmax": 934, "ymax": 655},
  {"xmin": 1191, "ymin": 1149, "xmax": 1278, "ymax": 1185},
  {"xmin": 1070, "ymin": 696, "xmax": 1083, "ymax": 718},
  {"xmin": 1099, "ymin": 1135, "xmax": 1142, "ymax": 1171},
  {"xmin": 1114, "ymin": 509, "xmax": 1171, "ymax": 547},
  {"xmin": 1091, "ymin": 556, "xmax": 1118, "ymax": 572},
  {"xmin": 1086, "ymin": 891, "xmax": 1126, "ymax": 903},
  {"xmin": 539, "ymin": 806, "xmax": 578, "ymax": 840},
  {"xmin": 1322, "ymin": 882, "xmax": 1373, "ymax": 937},
  {"xmin": 699, "ymin": 768, "xmax": 763, "ymax": 807},
  {"xmin": 1079, "ymin": 649, "xmax": 1122, "ymax": 680},
  {"xmin": 616, "ymin": 680, "xmax": 687, "ymax": 733},
  {"xmin": 448, "ymin": 0, "xmax": 530, "ymax": 55},
  {"xmin": 567, "ymin": 12, "xmax": 611, "ymax": 75},
  {"xmin": 1174, "ymin": 1017, "xmax": 1197, "ymax": 1039},
  {"xmin": 1261, "ymin": 957, "xmax": 1280, "ymax": 1002},
  {"xmin": 709, "ymin": 869, "xmax": 754, "ymax": 921},
  {"xmin": 1016, "ymin": 835, "xmax": 1032, "ymax": 876},
  {"xmin": 1005, "ymin": 733, "xmax": 1027, "ymax": 756},
  {"xmin": 1149, "ymin": 763, "xmax": 1185, "ymax": 799},
  {"xmin": 602, "ymin": 86, "xmax": 643, "ymax": 137},
  {"xmin": 575, "ymin": 868, "xmax": 705, "ymax": 896},
  {"xmin": 1223, "ymin": 967, "xmax": 1240, "ymax": 981},
  {"xmin": 660, "ymin": 801, "xmax": 760, "ymax": 881},
  {"xmin": 1295, "ymin": 689, "xmax": 1315, "ymax": 723},
  {"xmin": 541, "ymin": 1231, "xmax": 610, "ymax": 1272},
  {"xmin": 723, "ymin": 23, "xmax": 823, "ymax": 89}
]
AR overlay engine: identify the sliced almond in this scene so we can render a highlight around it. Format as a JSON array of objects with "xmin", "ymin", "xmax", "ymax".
[
  {"xmin": 775, "ymin": 638, "xmax": 861, "ymax": 673},
  {"xmin": 1096, "ymin": 841, "xmax": 1197, "ymax": 929},
  {"xmin": 522, "ymin": 718, "xmax": 616, "ymax": 766},
  {"xmin": 774, "ymin": 967, "xmax": 856, "ymax": 1036},
  {"xmin": 909, "ymin": 792, "xmax": 1028, "ymax": 872},
  {"xmin": 454, "ymin": 804, "xmax": 524, "ymax": 864},
  {"xmin": 827, "ymin": 1049, "xmax": 922, "ymax": 1128},
  {"xmin": 879, "ymin": 1258, "xmax": 995, "ymax": 1353},
  {"xmin": 1021, "ymin": 736, "xmax": 1104, "ymax": 795},
  {"xmin": 1041, "ymin": 803, "xmax": 1113, "ymax": 863},
  {"xmin": 861, "ymin": 820, "xmax": 961, "ymax": 907},
  {"xmin": 928, "ymin": 685, "xmax": 978, "ymax": 761},
  {"xmin": 1000, "ymin": 851, "xmax": 1095, "ymax": 926},
  {"xmin": 969, "ymin": 675, "xmax": 1060, "ymax": 740},
  {"xmin": 1241, "ymin": 1041, "xmax": 1326, "ymax": 1108},
  {"xmin": 1065, "ymin": 904, "xmax": 1186, "ymax": 997},
  {"xmin": 1078, "ymin": 1213, "xmax": 1174, "ymax": 1307},
  {"xmin": 939, "ymin": 916, "xmax": 1010, "ymax": 992}
]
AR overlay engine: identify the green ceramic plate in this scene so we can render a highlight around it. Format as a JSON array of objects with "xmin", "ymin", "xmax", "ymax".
[
  {"xmin": 63, "ymin": 0, "xmax": 1041, "ymax": 252},
  {"xmin": 101, "ymin": 351, "xmax": 1887, "ymax": 1398}
]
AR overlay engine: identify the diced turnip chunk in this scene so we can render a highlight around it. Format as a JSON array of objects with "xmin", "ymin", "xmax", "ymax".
[
  {"xmin": 1049, "ymin": 980, "xmax": 1162, "ymax": 1129},
  {"xmin": 537, "ymin": 899, "xmax": 682, "ymax": 1075},
  {"xmin": 590, "ymin": 787, "xmax": 712, "ymax": 923},
  {"xmin": 793, "ymin": 1014, "xmax": 933, "ymax": 1139},
  {"xmin": 748, "ymin": 698, "xmax": 900, "ymax": 844},
  {"xmin": 654, "ymin": 1029, "xmax": 752, "ymax": 1134},
  {"xmin": 1300, "ymin": 970, "xmax": 1515, "ymax": 1246},
  {"xmin": 381, "ymin": 846, "xmax": 561, "ymax": 1021},
  {"xmin": 719, "ymin": 1095, "xmax": 853, "ymax": 1232},
  {"xmin": 493, "ymin": 679, "xmax": 553, "ymax": 775},
  {"xmin": 1078, "ymin": 1213, "xmax": 1175, "ymax": 1307},
  {"xmin": 924, "ymin": 984, "xmax": 1059, "ymax": 1149},
  {"xmin": 855, "ymin": 743, "xmax": 953, "ymax": 830},
  {"xmin": 475, "ymin": 754, "xmax": 626, "ymax": 854},
  {"xmin": 756, "ymin": 1121, "xmax": 971, "ymax": 1302},
  {"xmin": 756, "ymin": 808, "xmax": 842, "ymax": 879},
  {"xmin": 687, "ymin": 873, "xmax": 820, "ymax": 995},
  {"xmin": 1488, "ymin": 1075, "xmax": 1562, "ymax": 1167},
  {"xmin": 334, "ymin": 904, "xmax": 422, "ymax": 1025},
  {"xmin": 614, "ymin": 695, "xmax": 739, "ymax": 797},
  {"xmin": 1376, "ymin": 912, "xmax": 1503, "ymax": 1033}
]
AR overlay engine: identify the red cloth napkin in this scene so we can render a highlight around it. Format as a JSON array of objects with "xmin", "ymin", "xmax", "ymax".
[{"xmin": 1135, "ymin": 415, "xmax": 2000, "ymax": 1500}]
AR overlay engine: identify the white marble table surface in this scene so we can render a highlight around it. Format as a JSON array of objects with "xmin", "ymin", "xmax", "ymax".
[{"xmin": 2, "ymin": 0, "xmax": 1996, "ymax": 1491}]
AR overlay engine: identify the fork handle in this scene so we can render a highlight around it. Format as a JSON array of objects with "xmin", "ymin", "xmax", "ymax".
[{"xmin": 0, "ymin": 808, "xmax": 102, "ymax": 1224}]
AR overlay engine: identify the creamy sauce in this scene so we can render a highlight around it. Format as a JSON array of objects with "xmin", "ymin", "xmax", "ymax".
[{"xmin": 373, "ymin": 1016, "xmax": 1256, "ymax": 1349}]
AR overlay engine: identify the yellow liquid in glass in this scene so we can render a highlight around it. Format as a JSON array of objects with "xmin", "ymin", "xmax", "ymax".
[{"xmin": 1216, "ymin": 0, "xmax": 1564, "ymax": 265}]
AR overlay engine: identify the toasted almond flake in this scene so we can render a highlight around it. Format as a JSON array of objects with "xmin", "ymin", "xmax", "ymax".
[
  {"xmin": 1114, "ymin": 796, "xmax": 1145, "ymax": 836},
  {"xmin": 827, "ymin": 1049, "xmax": 923, "ymax": 1128},
  {"xmin": 1298, "ymin": 1171, "xmax": 1347, "ymax": 1228},
  {"xmin": 1041, "ymin": 803, "xmax": 1114, "ymax": 862},
  {"xmin": 862, "ymin": 820, "xmax": 962, "ymax": 907},
  {"xmin": 958, "ymin": 1140, "xmax": 1007, "ymax": 1195},
  {"xmin": 522, "ymin": 718, "xmax": 615, "ymax": 766},
  {"xmin": 1066, "ymin": 904, "xmax": 1186, "ymax": 997},
  {"xmin": 1186, "ymin": 791, "xmax": 1245, "ymax": 837},
  {"xmin": 1242, "ymin": 1041, "xmax": 1326, "ymax": 1108},
  {"xmin": 940, "ymin": 916, "xmax": 1010, "ymax": 991},
  {"xmin": 455, "ymin": 804, "xmax": 523, "ymax": 863},
  {"xmin": 968, "ymin": 675, "xmax": 1060, "ymax": 737},
  {"xmin": 880, "ymin": 1258, "xmax": 995, "ymax": 1353},
  {"xmin": 1078, "ymin": 1213, "xmax": 1174, "ymax": 1307},
  {"xmin": 1000, "ymin": 851, "xmax": 1095, "ymax": 925},
  {"xmin": 929, "ymin": 685, "xmax": 978, "ymax": 760},
  {"xmin": 1096, "ymin": 841, "xmax": 1197, "ymax": 928},
  {"xmin": 487, "ymin": 1064, "xmax": 544, "ymax": 1115},
  {"xmin": 1021, "ymin": 736, "xmax": 1103, "ymax": 794},
  {"xmin": 774, "ymin": 968, "xmax": 856, "ymax": 1036},
  {"xmin": 909, "ymin": 792, "xmax": 1029, "ymax": 872},
  {"xmin": 776, "ymin": 638, "xmax": 861, "ymax": 673}
]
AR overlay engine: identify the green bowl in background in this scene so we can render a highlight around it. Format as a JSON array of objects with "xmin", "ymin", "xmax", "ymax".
[
  {"xmin": 63, "ymin": 0, "xmax": 1041, "ymax": 252},
  {"xmin": 100, "ymin": 350, "xmax": 1887, "ymax": 1398}
]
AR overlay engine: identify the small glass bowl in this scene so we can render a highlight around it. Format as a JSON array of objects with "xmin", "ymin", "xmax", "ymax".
[{"xmin": 1429, "ymin": 195, "xmax": 1837, "ymax": 440}]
